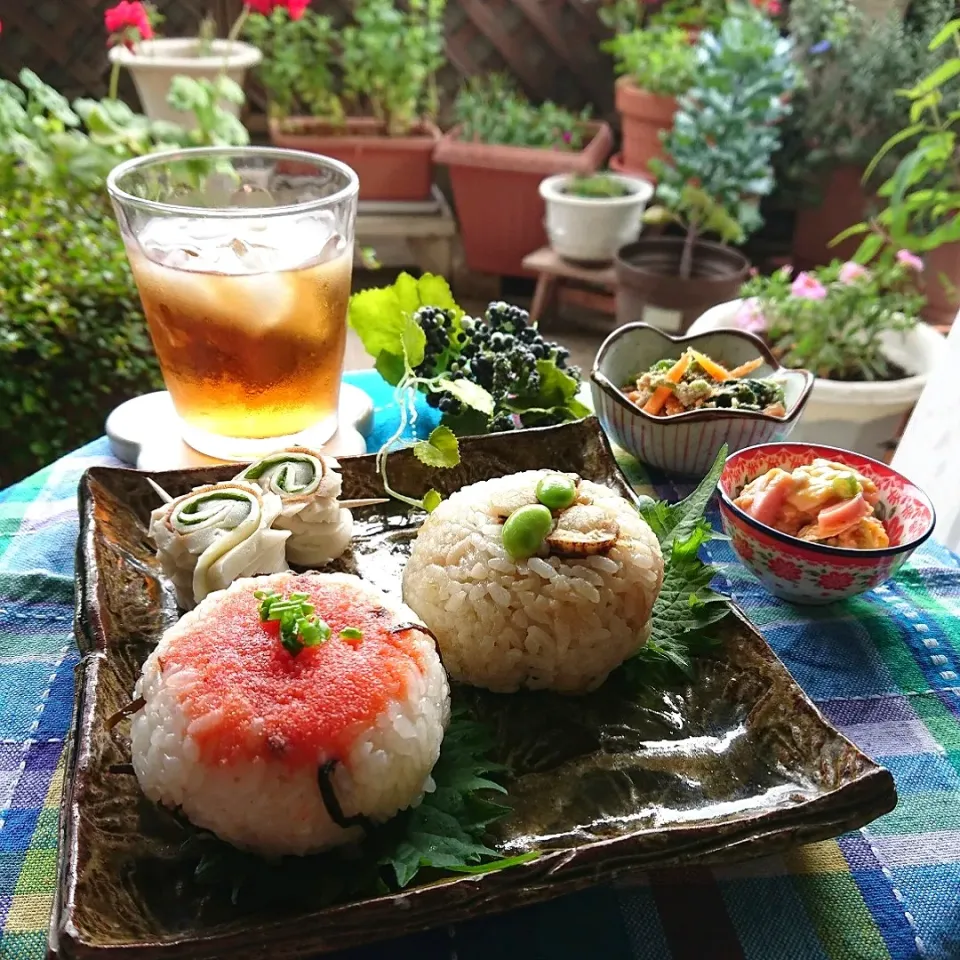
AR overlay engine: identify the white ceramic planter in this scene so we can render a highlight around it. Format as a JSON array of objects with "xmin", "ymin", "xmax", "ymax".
[
  {"xmin": 539, "ymin": 173, "xmax": 654, "ymax": 264},
  {"xmin": 689, "ymin": 299, "xmax": 945, "ymax": 461},
  {"xmin": 109, "ymin": 38, "xmax": 261, "ymax": 127}
]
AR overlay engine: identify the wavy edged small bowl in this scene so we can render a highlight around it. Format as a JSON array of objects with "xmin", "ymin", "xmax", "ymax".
[
  {"xmin": 719, "ymin": 442, "xmax": 936, "ymax": 605},
  {"xmin": 590, "ymin": 323, "xmax": 814, "ymax": 477}
]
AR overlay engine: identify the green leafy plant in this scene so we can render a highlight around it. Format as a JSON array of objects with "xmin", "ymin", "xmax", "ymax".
[
  {"xmin": 453, "ymin": 74, "xmax": 592, "ymax": 150},
  {"xmin": 562, "ymin": 173, "xmax": 632, "ymax": 198},
  {"xmin": 597, "ymin": 0, "xmax": 728, "ymax": 34},
  {"xmin": 603, "ymin": 26, "xmax": 698, "ymax": 96},
  {"xmin": 242, "ymin": 8, "xmax": 340, "ymax": 119},
  {"xmin": 648, "ymin": 6, "xmax": 798, "ymax": 277},
  {"xmin": 0, "ymin": 68, "xmax": 246, "ymax": 197},
  {"xmin": 0, "ymin": 189, "xmax": 163, "ymax": 487},
  {"xmin": 834, "ymin": 18, "xmax": 960, "ymax": 265},
  {"xmin": 738, "ymin": 259, "xmax": 923, "ymax": 380},
  {"xmin": 778, "ymin": 0, "xmax": 955, "ymax": 203},
  {"xmin": 245, "ymin": 0, "xmax": 446, "ymax": 134}
]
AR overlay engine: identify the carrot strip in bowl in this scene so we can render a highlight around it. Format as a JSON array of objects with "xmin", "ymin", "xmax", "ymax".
[
  {"xmin": 688, "ymin": 349, "xmax": 731, "ymax": 381},
  {"xmin": 642, "ymin": 352, "xmax": 691, "ymax": 415},
  {"xmin": 727, "ymin": 357, "xmax": 764, "ymax": 379}
]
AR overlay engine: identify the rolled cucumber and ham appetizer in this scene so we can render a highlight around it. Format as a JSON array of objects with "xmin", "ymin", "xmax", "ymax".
[{"xmin": 734, "ymin": 459, "xmax": 889, "ymax": 549}]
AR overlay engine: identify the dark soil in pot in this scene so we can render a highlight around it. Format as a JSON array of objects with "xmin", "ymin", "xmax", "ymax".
[{"xmin": 614, "ymin": 236, "xmax": 750, "ymax": 332}]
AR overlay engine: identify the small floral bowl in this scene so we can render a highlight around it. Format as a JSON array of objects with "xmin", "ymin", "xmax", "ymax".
[
  {"xmin": 719, "ymin": 442, "xmax": 936, "ymax": 605},
  {"xmin": 590, "ymin": 323, "xmax": 814, "ymax": 477}
]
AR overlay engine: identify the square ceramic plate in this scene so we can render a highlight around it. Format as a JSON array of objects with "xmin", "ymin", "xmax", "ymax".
[{"xmin": 51, "ymin": 418, "xmax": 896, "ymax": 960}]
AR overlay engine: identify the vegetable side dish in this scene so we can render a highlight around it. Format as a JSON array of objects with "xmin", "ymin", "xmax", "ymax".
[
  {"xmin": 623, "ymin": 349, "xmax": 787, "ymax": 417},
  {"xmin": 734, "ymin": 459, "xmax": 890, "ymax": 549}
]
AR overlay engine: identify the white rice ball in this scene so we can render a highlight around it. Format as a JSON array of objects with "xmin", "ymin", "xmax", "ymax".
[
  {"xmin": 131, "ymin": 572, "xmax": 450, "ymax": 857},
  {"xmin": 402, "ymin": 471, "xmax": 663, "ymax": 694}
]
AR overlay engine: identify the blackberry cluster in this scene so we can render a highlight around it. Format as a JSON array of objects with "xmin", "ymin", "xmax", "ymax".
[
  {"xmin": 422, "ymin": 300, "xmax": 579, "ymax": 431},
  {"xmin": 415, "ymin": 305, "xmax": 461, "ymax": 379}
]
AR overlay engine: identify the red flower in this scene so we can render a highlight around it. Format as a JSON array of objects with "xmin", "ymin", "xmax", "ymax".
[
  {"xmin": 105, "ymin": 1, "xmax": 154, "ymax": 46},
  {"xmin": 733, "ymin": 537, "xmax": 754, "ymax": 561},
  {"xmin": 767, "ymin": 556, "xmax": 802, "ymax": 581},
  {"xmin": 819, "ymin": 570, "xmax": 855, "ymax": 590},
  {"xmin": 245, "ymin": 0, "xmax": 310, "ymax": 18},
  {"xmin": 767, "ymin": 0, "xmax": 782, "ymax": 13}
]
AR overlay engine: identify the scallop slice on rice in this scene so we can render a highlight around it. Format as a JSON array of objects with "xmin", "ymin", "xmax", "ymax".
[
  {"xmin": 401, "ymin": 471, "xmax": 664, "ymax": 694},
  {"xmin": 130, "ymin": 572, "xmax": 450, "ymax": 857}
]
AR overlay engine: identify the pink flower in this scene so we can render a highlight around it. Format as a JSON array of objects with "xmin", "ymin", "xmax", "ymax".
[
  {"xmin": 838, "ymin": 261, "xmax": 869, "ymax": 284},
  {"xmin": 105, "ymin": 1, "xmax": 153, "ymax": 43},
  {"xmin": 896, "ymin": 249, "xmax": 924, "ymax": 272},
  {"xmin": 767, "ymin": 0, "xmax": 782, "ymax": 13},
  {"xmin": 734, "ymin": 298, "xmax": 767, "ymax": 334},
  {"xmin": 790, "ymin": 271, "xmax": 828, "ymax": 300},
  {"xmin": 768, "ymin": 556, "xmax": 802, "ymax": 581},
  {"xmin": 819, "ymin": 570, "xmax": 855, "ymax": 590}
]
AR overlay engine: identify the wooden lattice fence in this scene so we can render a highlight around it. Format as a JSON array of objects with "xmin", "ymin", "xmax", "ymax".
[{"xmin": 1, "ymin": 0, "xmax": 617, "ymax": 121}]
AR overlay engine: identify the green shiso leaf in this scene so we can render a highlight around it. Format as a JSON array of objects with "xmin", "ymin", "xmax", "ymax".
[
  {"xmin": 638, "ymin": 444, "xmax": 728, "ymax": 551},
  {"xmin": 179, "ymin": 710, "xmax": 527, "ymax": 905},
  {"xmin": 627, "ymin": 445, "xmax": 731, "ymax": 685},
  {"xmin": 413, "ymin": 425, "xmax": 461, "ymax": 469}
]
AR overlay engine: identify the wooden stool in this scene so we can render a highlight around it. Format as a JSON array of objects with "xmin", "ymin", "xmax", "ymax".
[
  {"xmin": 355, "ymin": 187, "xmax": 457, "ymax": 275},
  {"xmin": 522, "ymin": 247, "xmax": 617, "ymax": 326}
]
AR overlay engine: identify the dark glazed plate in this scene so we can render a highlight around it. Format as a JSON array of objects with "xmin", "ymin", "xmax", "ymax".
[{"xmin": 53, "ymin": 417, "xmax": 896, "ymax": 959}]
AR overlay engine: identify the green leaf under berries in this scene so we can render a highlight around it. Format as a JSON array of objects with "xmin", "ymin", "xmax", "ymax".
[
  {"xmin": 413, "ymin": 425, "xmax": 461, "ymax": 469},
  {"xmin": 442, "ymin": 406, "xmax": 491, "ymax": 437},
  {"xmin": 436, "ymin": 377, "xmax": 495, "ymax": 416},
  {"xmin": 374, "ymin": 350, "xmax": 406, "ymax": 387},
  {"xmin": 348, "ymin": 272, "xmax": 463, "ymax": 375},
  {"xmin": 532, "ymin": 358, "xmax": 581, "ymax": 406}
]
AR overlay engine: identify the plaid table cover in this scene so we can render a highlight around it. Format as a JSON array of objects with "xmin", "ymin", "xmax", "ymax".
[{"xmin": 2, "ymin": 370, "xmax": 960, "ymax": 960}]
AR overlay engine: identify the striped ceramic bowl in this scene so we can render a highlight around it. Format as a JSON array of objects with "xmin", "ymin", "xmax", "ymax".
[{"xmin": 590, "ymin": 323, "xmax": 814, "ymax": 477}]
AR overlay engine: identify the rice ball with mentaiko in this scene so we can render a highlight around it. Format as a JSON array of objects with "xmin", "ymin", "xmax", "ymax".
[
  {"xmin": 402, "ymin": 471, "xmax": 664, "ymax": 694},
  {"xmin": 130, "ymin": 572, "xmax": 449, "ymax": 857}
]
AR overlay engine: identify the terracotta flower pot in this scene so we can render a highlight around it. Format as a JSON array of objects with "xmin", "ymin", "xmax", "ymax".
[
  {"xmin": 614, "ymin": 236, "xmax": 751, "ymax": 333},
  {"xmin": 434, "ymin": 122, "xmax": 613, "ymax": 277},
  {"xmin": 922, "ymin": 240, "xmax": 960, "ymax": 327},
  {"xmin": 792, "ymin": 165, "xmax": 875, "ymax": 270},
  {"xmin": 268, "ymin": 117, "xmax": 440, "ymax": 203},
  {"xmin": 614, "ymin": 78, "xmax": 677, "ymax": 179}
]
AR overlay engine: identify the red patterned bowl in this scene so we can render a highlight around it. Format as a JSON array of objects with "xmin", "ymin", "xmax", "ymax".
[{"xmin": 719, "ymin": 442, "xmax": 936, "ymax": 605}]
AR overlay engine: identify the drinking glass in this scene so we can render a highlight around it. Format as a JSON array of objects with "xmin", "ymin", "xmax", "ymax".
[{"xmin": 107, "ymin": 146, "xmax": 359, "ymax": 461}]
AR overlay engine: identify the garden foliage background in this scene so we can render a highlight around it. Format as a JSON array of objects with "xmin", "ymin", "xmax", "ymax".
[{"xmin": 0, "ymin": 0, "xmax": 617, "ymax": 123}]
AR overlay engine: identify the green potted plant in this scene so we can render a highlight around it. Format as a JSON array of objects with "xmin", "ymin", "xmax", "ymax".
[
  {"xmin": 688, "ymin": 257, "xmax": 944, "ymax": 458},
  {"xmin": 780, "ymin": 0, "xmax": 954, "ymax": 268},
  {"xmin": 834, "ymin": 18, "xmax": 960, "ymax": 326},
  {"xmin": 105, "ymin": 0, "xmax": 264, "ymax": 127},
  {"xmin": 614, "ymin": 7, "xmax": 797, "ymax": 332},
  {"xmin": 603, "ymin": 26, "xmax": 697, "ymax": 177},
  {"xmin": 538, "ymin": 172, "xmax": 655, "ymax": 264},
  {"xmin": 434, "ymin": 74, "xmax": 613, "ymax": 276},
  {"xmin": 246, "ymin": 0, "xmax": 445, "ymax": 202}
]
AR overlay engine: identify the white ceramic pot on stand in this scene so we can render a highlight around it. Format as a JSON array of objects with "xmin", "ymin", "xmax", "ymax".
[
  {"xmin": 539, "ymin": 173, "xmax": 654, "ymax": 264},
  {"xmin": 689, "ymin": 299, "xmax": 945, "ymax": 462},
  {"xmin": 109, "ymin": 38, "xmax": 261, "ymax": 126}
]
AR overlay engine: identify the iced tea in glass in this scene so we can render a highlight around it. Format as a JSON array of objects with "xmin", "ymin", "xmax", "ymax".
[{"xmin": 107, "ymin": 147, "xmax": 359, "ymax": 461}]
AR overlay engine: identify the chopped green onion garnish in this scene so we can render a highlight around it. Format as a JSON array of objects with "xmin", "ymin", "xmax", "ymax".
[
  {"xmin": 340, "ymin": 627, "xmax": 363, "ymax": 641},
  {"xmin": 256, "ymin": 589, "xmax": 330, "ymax": 656}
]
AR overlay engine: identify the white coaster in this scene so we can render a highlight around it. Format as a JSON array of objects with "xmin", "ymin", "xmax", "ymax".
[{"xmin": 106, "ymin": 384, "xmax": 374, "ymax": 470}]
